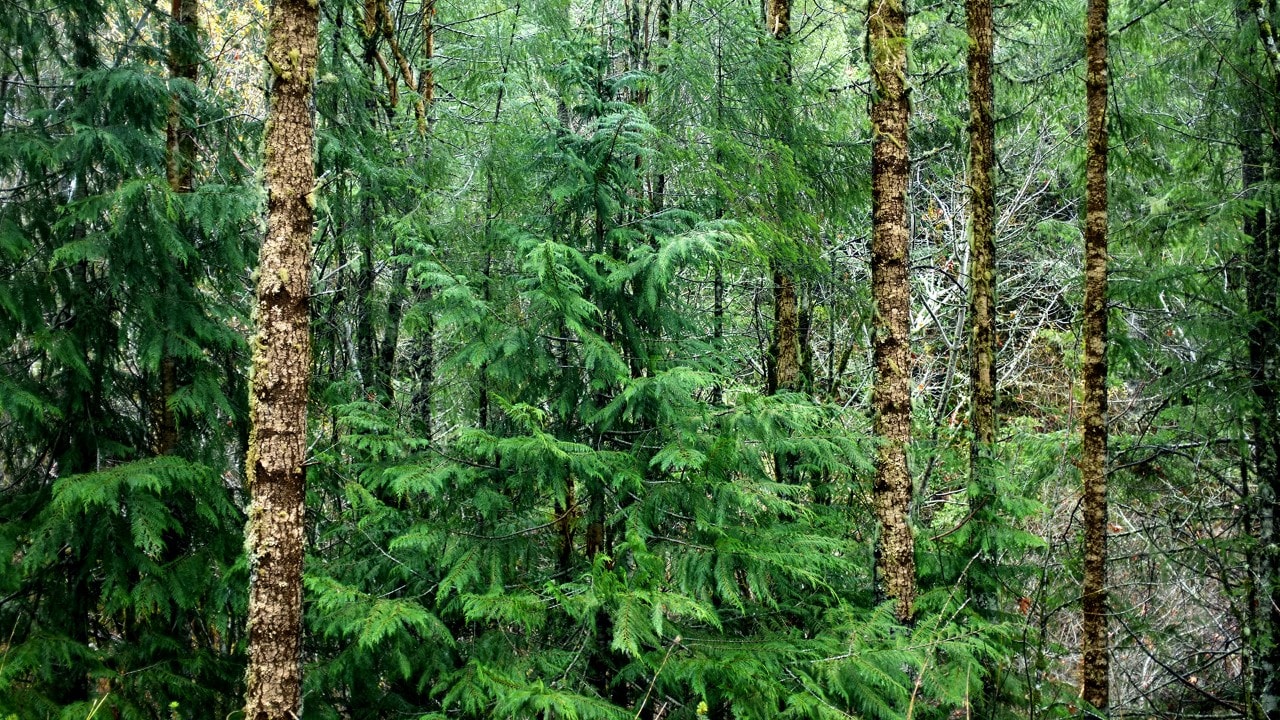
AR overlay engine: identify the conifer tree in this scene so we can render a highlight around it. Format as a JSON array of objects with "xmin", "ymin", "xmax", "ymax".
[
  {"xmin": 869, "ymin": 0, "xmax": 915, "ymax": 623},
  {"xmin": 156, "ymin": 0, "xmax": 200, "ymax": 455},
  {"xmin": 1245, "ymin": 2, "xmax": 1280, "ymax": 713},
  {"xmin": 243, "ymin": 0, "xmax": 318, "ymax": 714},
  {"xmin": 965, "ymin": 0, "xmax": 996, "ymax": 573},
  {"xmin": 766, "ymin": 0, "xmax": 800, "ymax": 396},
  {"xmin": 1080, "ymin": 0, "xmax": 1110, "ymax": 711}
]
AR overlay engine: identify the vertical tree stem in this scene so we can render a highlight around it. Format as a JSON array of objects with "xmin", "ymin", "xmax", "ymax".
[
  {"xmin": 1080, "ymin": 0, "xmax": 1111, "ymax": 711},
  {"xmin": 869, "ymin": 0, "xmax": 915, "ymax": 624},
  {"xmin": 244, "ymin": 0, "xmax": 318, "ymax": 714}
]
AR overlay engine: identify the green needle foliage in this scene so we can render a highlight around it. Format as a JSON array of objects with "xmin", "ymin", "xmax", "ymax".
[
  {"xmin": 0, "ymin": 0, "xmax": 257, "ymax": 715},
  {"xmin": 3, "ymin": 0, "xmax": 1274, "ymax": 716}
]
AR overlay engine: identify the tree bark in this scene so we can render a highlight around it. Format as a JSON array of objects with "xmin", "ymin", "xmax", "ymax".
[
  {"xmin": 965, "ymin": 0, "xmax": 995, "ymax": 499},
  {"xmin": 155, "ymin": 0, "xmax": 199, "ymax": 455},
  {"xmin": 868, "ymin": 0, "xmax": 915, "ymax": 624},
  {"xmin": 1080, "ymin": 0, "xmax": 1110, "ymax": 711},
  {"xmin": 166, "ymin": 0, "xmax": 198, "ymax": 195},
  {"xmin": 965, "ymin": 0, "xmax": 996, "ymax": 593},
  {"xmin": 243, "ymin": 0, "xmax": 318, "ymax": 714},
  {"xmin": 766, "ymin": 0, "xmax": 800, "ymax": 396},
  {"xmin": 1245, "ymin": 6, "xmax": 1280, "ymax": 714}
]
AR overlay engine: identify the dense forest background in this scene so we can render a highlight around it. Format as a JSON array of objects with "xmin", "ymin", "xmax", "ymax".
[{"xmin": 2, "ymin": 0, "xmax": 1279, "ymax": 717}]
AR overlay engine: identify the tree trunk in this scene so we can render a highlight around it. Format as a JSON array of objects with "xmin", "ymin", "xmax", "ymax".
[
  {"xmin": 965, "ymin": 0, "xmax": 996, "ymax": 592},
  {"xmin": 155, "ymin": 0, "xmax": 199, "ymax": 455},
  {"xmin": 1241, "ymin": 119, "xmax": 1280, "ymax": 720},
  {"xmin": 166, "ymin": 0, "xmax": 198, "ymax": 195},
  {"xmin": 1080, "ymin": 0, "xmax": 1110, "ymax": 711},
  {"xmin": 965, "ymin": 0, "xmax": 996, "ymax": 501},
  {"xmin": 243, "ymin": 0, "xmax": 318, "ymax": 714},
  {"xmin": 868, "ymin": 0, "xmax": 915, "ymax": 624},
  {"xmin": 1245, "ymin": 6, "xmax": 1280, "ymax": 714},
  {"xmin": 766, "ymin": 0, "xmax": 800, "ymax": 396}
]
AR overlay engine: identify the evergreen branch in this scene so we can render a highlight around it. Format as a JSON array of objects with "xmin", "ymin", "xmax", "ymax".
[{"xmin": 633, "ymin": 635, "xmax": 680, "ymax": 719}]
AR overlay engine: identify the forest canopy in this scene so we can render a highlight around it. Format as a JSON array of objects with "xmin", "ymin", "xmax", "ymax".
[{"xmin": 0, "ymin": 0, "xmax": 1277, "ymax": 718}]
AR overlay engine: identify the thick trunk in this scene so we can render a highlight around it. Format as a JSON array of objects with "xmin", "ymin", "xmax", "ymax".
[
  {"xmin": 1080, "ymin": 0, "xmax": 1110, "ymax": 712},
  {"xmin": 868, "ymin": 0, "xmax": 915, "ymax": 624},
  {"xmin": 243, "ymin": 0, "xmax": 317, "ymax": 715}
]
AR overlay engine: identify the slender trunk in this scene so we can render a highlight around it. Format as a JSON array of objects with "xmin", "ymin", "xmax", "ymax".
[
  {"xmin": 651, "ymin": 0, "xmax": 671, "ymax": 211},
  {"xmin": 379, "ymin": 261, "xmax": 408, "ymax": 399},
  {"xmin": 1246, "ymin": 7, "xmax": 1280, "ymax": 715},
  {"xmin": 166, "ymin": 0, "xmax": 198, "ymax": 195},
  {"xmin": 156, "ymin": 0, "xmax": 199, "ymax": 455},
  {"xmin": 421, "ymin": 0, "xmax": 436, "ymax": 130},
  {"xmin": 1252, "ymin": 191, "xmax": 1280, "ymax": 720},
  {"xmin": 766, "ymin": 0, "xmax": 800, "ymax": 396},
  {"xmin": 410, "ymin": 0, "xmax": 437, "ymax": 434},
  {"xmin": 243, "ymin": 0, "xmax": 317, "ymax": 714},
  {"xmin": 868, "ymin": 0, "xmax": 915, "ymax": 624},
  {"xmin": 1080, "ymin": 0, "xmax": 1110, "ymax": 711},
  {"xmin": 965, "ymin": 0, "xmax": 997, "ymax": 597},
  {"xmin": 771, "ymin": 270, "xmax": 799, "ymax": 392},
  {"xmin": 710, "ymin": 18, "xmax": 726, "ymax": 406},
  {"xmin": 964, "ymin": 9, "xmax": 1003, "ymax": 713},
  {"xmin": 357, "ymin": 226, "xmax": 378, "ymax": 391}
]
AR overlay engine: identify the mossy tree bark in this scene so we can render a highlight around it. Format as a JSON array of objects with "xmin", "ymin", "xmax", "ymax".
[
  {"xmin": 965, "ymin": 0, "xmax": 997, "ymax": 603},
  {"xmin": 1245, "ymin": 4, "xmax": 1280, "ymax": 714},
  {"xmin": 766, "ymin": 0, "xmax": 800, "ymax": 396},
  {"xmin": 1080, "ymin": 0, "xmax": 1110, "ymax": 712},
  {"xmin": 243, "ymin": 0, "xmax": 318, "ymax": 715},
  {"xmin": 868, "ymin": 0, "xmax": 915, "ymax": 624},
  {"xmin": 165, "ymin": 0, "xmax": 197, "ymax": 196}
]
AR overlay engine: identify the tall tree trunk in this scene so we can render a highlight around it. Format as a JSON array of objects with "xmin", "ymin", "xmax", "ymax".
[
  {"xmin": 1080, "ymin": 0, "xmax": 1110, "ymax": 711},
  {"xmin": 868, "ymin": 0, "xmax": 914, "ymax": 624},
  {"xmin": 155, "ymin": 0, "xmax": 199, "ymax": 455},
  {"xmin": 166, "ymin": 0, "xmax": 198, "ymax": 195},
  {"xmin": 651, "ymin": 0, "xmax": 671, "ymax": 212},
  {"xmin": 1249, "ymin": 167, "xmax": 1280, "ymax": 720},
  {"xmin": 1240, "ymin": 115, "xmax": 1280, "ymax": 720},
  {"xmin": 1245, "ymin": 6, "xmax": 1280, "ymax": 714},
  {"xmin": 410, "ymin": 0, "xmax": 438, "ymax": 435},
  {"xmin": 766, "ymin": 0, "xmax": 800, "ymax": 396},
  {"xmin": 965, "ymin": 0, "xmax": 996, "ymax": 592},
  {"xmin": 243, "ymin": 0, "xmax": 318, "ymax": 714}
]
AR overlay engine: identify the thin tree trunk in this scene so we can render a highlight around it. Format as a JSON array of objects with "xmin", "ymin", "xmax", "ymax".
[
  {"xmin": 1245, "ymin": 7, "xmax": 1280, "ymax": 714},
  {"xmin": 868, "ymin": 0, "xmax": 915, "ymax": 624},
  {"xmin": 766, "ymin": 0, "xmax": 800, "ymax": 396},
  {"xmin": 651, "ymin": 0, "xmax": 671, "ymax": 212},
  {"xmin": 1080, "ymin": 0, "xmax": 1110, "ymax": 711},
  {"xmin": 410, "ymin": 4, "xmax": 438, "ymax": 437},
  {"xmin": 710, "ymin": 16, "xmax": 726, "ymax": 406},
  {"xmin": 155, "ymin": 0, "xmax": 199, "ymax": 455},
  {"xmin": 964, "ymin": 2, "xmax": 1003, "ymax": 708},
  {"xmin": 1245, "ymin": 7, "xmax": 1280, "ymax": 715},
  {"xmin": 166, "ymin": 0, "xmax": 197, "ymax": 195},
  {"xmin": 965, "ymin": 0, "xmax": 996, "ymax": 494},
  {"xmin": 965, "ymin": 0, "xmax": 996, "ymax": 590},
  {"xmin": 243, "ymin": 0, "xmax": 318, "ymax": 714}
]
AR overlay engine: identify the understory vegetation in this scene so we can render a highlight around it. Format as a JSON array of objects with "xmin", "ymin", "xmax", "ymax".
[{"xmin": 0, "ymin": 0, "xmax": 1276, "ymax": 717}]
